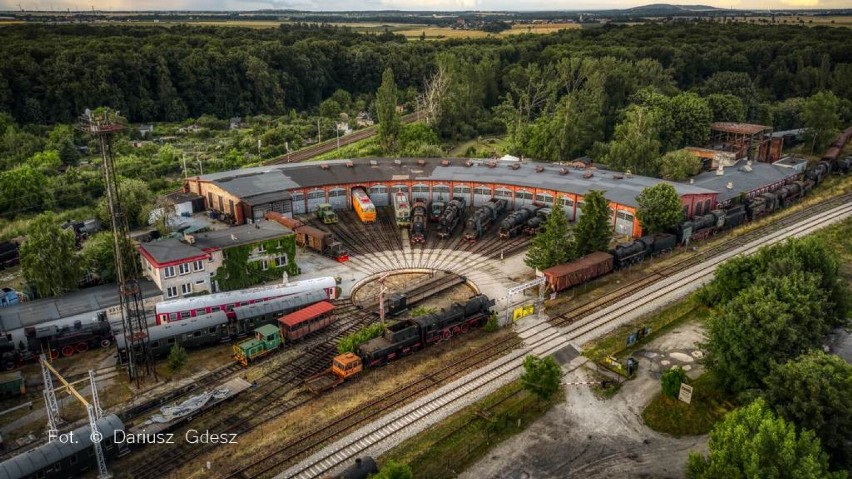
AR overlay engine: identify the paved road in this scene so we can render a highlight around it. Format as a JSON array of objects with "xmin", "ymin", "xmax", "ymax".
[{"xmin": 265, "ymin": 113, "xmax": 418, "ymax": 165}]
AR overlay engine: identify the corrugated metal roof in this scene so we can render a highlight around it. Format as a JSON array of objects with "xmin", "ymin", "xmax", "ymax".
[
  {"xmin": 0, "ymin": 414, "xmax": 123, "ymax": 479},
  {"xmin": 232, "ymin": 289, "xmax": 328, "ymax": 321},
  {"xmin": 0, "ymin": 281, "xmax": 160, "ymax": 332},
  {"xmin": 195, "ymin": 158, "xmax": 716, "ymax": 210},
  {"xmin": 685, "ymin": 160, "xmax": 799, "ymax": 203},
  {"xmin": 115, "ymin": 312, "xmax": 229, "ymax": 347},
  {"xmin": 279, "ymin": 301, "xmax": 335, "ymax": 327}
]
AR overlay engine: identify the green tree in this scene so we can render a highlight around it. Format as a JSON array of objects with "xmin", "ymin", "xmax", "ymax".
[
  {"xmin": 95, "ymin": 177, "xmax": 153, "ymax": 230},
  {"xmin": 603, "ymin": 105, "xmax": 662, "ymax": 176},
  {"xmin": 686, "ymin": 398, "xmax": 844, "ymax": 479},
  {"xmin": 661, "ymin": 366, "xmax": 687, "ymax": 399},
  {"xmin": 764, "ymin": 351, "xmax": 852, "ymax": 470},
  {"xmin": 699, "ymin": 237, "xmax": 847, "ymax": 325},
  {"xmin": 27, "ymin": 150, "xmax": 62, "ymax": 173},
  {"xmin": 0, "ymin": 164, "xmax": 49, "ymax": 218},
  {"xmin": 319, "ymin": 98, "xmax": 341, "ymax": 119},
  {"xmin": 706, "ymin": 93, "xmax": 747, "ymax": 123},
  {"xmin": 524, "ymin": 205, "xmax": 575, "ymax": 271},
  {"xmin": 372, "ymin": 460, "xmax": 412, "ymax": 479},
  {"xmin": 398, "ymin": 122, "xmax": 441, "ymax": 157},
  {"xmin": 773, "ymin": 97, "xmax": 805, "ymax": 130},
  {"xmin": 802, "ymin": 91, "xmax": 841, "ymax": 152},
  {"xmin": 636, "ymin": 183, "xmax": 685, "ymax": 234},
  {"xmin": 573, "ymin": 190, "xmax": 613, "ymax": 256},
  {"xmin": 668, "ymin": 92, "xmax": 712, "ymax": 148},
  {"xmin": 81, "ymin": 231, "xmax": 136, "ymax": 283},
  {"xmin": 46, "ymin": 124, "xmax": 79, "ymax": 165},
  {"xmin": 376, "ymin": 67, "xmax": 401, "ymax": 153},
  {"xmin": 659, "ymin": 149, "xmax": 702, "ymax": 181},
  {"xmin": 168, "ymin": 344, "xmax": 188, "ymax": 371},
  {"xmin": 521, "ymin": 355, "xmax": 562, "ymax": 401},
  {"xmin": 20, "ymin": 213, "xmax": 82, "ymax": 297},
  {"xmin": 703, "ymin": 272, "xmax": 831, "ymax": 393}
]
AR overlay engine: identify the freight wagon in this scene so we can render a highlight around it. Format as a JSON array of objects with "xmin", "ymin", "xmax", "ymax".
[
  {"xmin": 265, "ymin": 212, "xmax": 348, "ymax": 262},
  {"xmin": 543, "ymin": 252, "xmax": 614, "ymax": 293},
  {"xmin": 234, "ymin": 301, "xmax": 338, "ymax": 365},
  {"xmin": 352, "ymin": 188, "xmax": 376, "ymax": 223}
]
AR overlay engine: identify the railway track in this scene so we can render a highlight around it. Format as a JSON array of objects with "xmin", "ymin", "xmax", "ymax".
[
  {"xmin": 122, "ymin": 272, "xmax": 461, "ymax": 479},
  {"xmin": 278, "ymin": 197, "xmax": 852, "ymax": 479},
  {"xmin": 265, "ymin": 114, "xmax": 417, "ymax": 165}
]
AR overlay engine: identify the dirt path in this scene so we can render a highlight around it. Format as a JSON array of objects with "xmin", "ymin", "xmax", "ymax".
[{"xmin": 462, "ymin": 320, "xmax": 710, "ymax": 479}]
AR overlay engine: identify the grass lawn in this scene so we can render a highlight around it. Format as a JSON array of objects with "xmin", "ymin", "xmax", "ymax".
[
  {"xmin": 310, "ymin": 136, "xmax": 382, "ymax": 162},
  {"xmin": 641, "ymin": 372, "xmax": 736, "ymax": 437},
  {"xmin": 583, "ymin": 295, "xmax": 712, "ymax": 365},
  {"xmin": 380, "ymin": 381, "xmax": 562, "ymax": 478}
]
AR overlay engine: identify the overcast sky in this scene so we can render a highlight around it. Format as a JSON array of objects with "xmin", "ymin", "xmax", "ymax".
[{"xmin": 4, "ymin": 0, "xmax": 849, "ymax": 13}]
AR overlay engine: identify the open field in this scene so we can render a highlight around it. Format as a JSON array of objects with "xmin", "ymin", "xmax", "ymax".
[{"xmin": 726, "ymin": 15, "xmax": 852, "ymax": 27}]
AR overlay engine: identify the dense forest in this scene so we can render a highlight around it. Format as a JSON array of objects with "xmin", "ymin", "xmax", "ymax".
[
  {"xmin": 1, "ymin": 21, "xmax": 851, "ymax": 244},
  {"xmin": 1, "ymin": 22, "xmax": 850, "ymax": 125}
]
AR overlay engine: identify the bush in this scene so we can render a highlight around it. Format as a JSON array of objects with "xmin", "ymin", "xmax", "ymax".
[
  {"xmin": 661, "ymin": 366, "xmax": 687, "ymax": 399},
  {"xmin": 521, "ymin": 355, "xmax": 562, "ymax": 401},
  {"xmin": 337, "ymin": 323, "xmax": 385, "ymax": 354},
  {"xmin": 168, "ymin": 344, "xmax": 188, "ymax": 371},
  {"xmin": 484, "ymin": 312, "xmax": 499, "ymax": 332}
]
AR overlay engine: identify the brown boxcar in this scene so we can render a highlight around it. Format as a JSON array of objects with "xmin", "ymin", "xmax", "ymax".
[
  {"xmin": 264, "ymin": 211, "xmax": 304, "ymax": 229},
  {"xmin": 279, "ymin": 300, "xmax": 336, "ymax": 341},
  {"xmin": 543, "ymin": 252, "xmax": 614, "ymax": 293}
]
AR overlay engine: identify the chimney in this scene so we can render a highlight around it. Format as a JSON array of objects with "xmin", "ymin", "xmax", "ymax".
[
  {"xmin": 726, "ymin": 181, "xmax": 733, "ymax": 190},
  {"xmin": 689, "ymin": 178, "xmax": 694, "ymax": 184},
  {"xmin": 716, "ymin": 165, "xmax": 724, "ymax": 176}
]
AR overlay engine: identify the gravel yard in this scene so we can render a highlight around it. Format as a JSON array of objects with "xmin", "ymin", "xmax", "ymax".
[{"xmin": 462, "ymin": 319, "xmax": 710, "ymax": 479}]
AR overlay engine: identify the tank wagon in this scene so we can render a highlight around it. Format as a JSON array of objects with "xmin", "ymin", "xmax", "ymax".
[
  {"xmin": 119, "ymin": 289, "xmax": 328, "ymax": 361},
  {"xmin": 352, "ymin": 188, "xmax": 376, "ymax": 223},
  {"xmin": 499, "ymin": 205, "xmax": 541, "ymax": 239},
  {"xmin": 436, "ymin": 197, "xmax": 467, "ymax": 239},
  {"xmin": 392, "ymin": 192, "xmax": 411, "ymax": 227},
  {"xmin": 523, "ymin": 208, "xmax": 551, "ymax": 236},
  {"xmin": 409, "ymin": 199, "xmax": 428, "ymax": 244},
  {"xmin": 0, "ymin": 414, "xmax": 126, "ymax": 479},
  {"xmin": 463, "ymin": 198, "xmax": 508, "ymax": 242},
  {"xmin": 265, "ymin": 212, "xmax": 348, "ymax": 262},
  {"xmin": 305, "ymin": 295, "xmax": 493, "ymax": 393},
  {"xmin": 154, "ymin": 276, "xmax": 337, "ymax": 324}
]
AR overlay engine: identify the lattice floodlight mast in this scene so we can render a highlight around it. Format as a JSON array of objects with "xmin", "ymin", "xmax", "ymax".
[{"xmin": 77, "ymin": 108, "xmax": 153, "ymax": 387}]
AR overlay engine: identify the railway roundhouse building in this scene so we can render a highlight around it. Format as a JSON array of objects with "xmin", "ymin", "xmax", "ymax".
[{"xmin": 185, "ymin": 158, "xmax": 719, "ymax": 239}]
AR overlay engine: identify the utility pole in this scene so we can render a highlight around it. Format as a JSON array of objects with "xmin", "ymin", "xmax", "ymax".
[
  {"xmin": 317, "ymin": 118, "xmax": 322, "ymax": 143},
  {"xmin": 197, "ymin": 157, "xmax": 203, "ymax": 176},
  {"xmin": 77, "ymin": 109, "xmax": 154, "ymax": 388}
]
